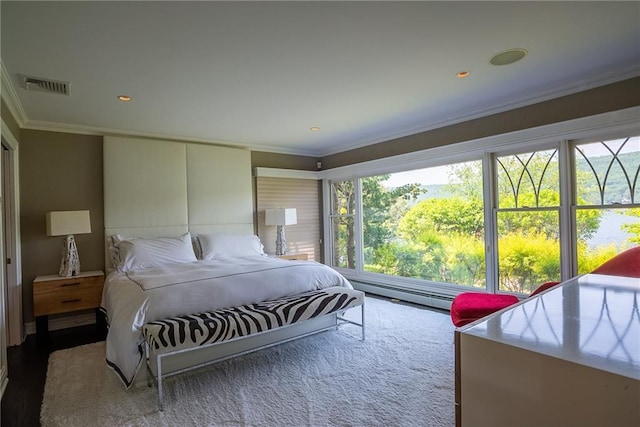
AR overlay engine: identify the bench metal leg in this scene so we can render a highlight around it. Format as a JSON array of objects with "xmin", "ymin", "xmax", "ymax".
[
  {"xmin": 361, "ymin": 301, "xmax": 365, "ymax": 340},
  {"xmin": 157, "ymin": 353, "xmax": 164, "ymax": 411},
  {"xmin": 336, "ymin": 300, "xmax": 365, "ymax": 341},
  {"xmin": 145, "ymin": 343, "xmax": 165, "ymax": 411},
  {"xmin": 145, "ymin": 344, "xmax": 152, "ymax": 388}
]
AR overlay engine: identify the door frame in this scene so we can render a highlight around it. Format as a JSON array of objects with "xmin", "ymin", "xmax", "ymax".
[{"xmin": 1, "ymin": 118, "xmax": 23, "ymax": 346}]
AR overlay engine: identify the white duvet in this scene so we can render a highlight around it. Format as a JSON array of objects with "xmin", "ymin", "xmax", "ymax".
[{"xmin": 101, "ymin": 256, "xmax": 353, "ymax": 387}]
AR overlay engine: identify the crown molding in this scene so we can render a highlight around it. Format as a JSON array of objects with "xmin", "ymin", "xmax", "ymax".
[
  {"xmin": 23, "ymin": 119, "xmax": 258, "ymax": 152},
  {"xmin": 0, "ymin": 61, "xmax": 27, "ymax": 126},
  {"xmin": 22, "ymin": 119, "xmax": 322, "ymax": 157},
  {"xmin": 253, "ymin": 167, "xmax": 320, "ymax": 180}
]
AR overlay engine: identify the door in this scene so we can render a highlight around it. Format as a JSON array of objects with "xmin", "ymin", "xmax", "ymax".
[
  {"xmin": 0, "ymin": 143, "xmax": 7, "ymax": 400},
  {"xmin": 1, "ymin": 143, "xmax": 20, "ymax": 347}
]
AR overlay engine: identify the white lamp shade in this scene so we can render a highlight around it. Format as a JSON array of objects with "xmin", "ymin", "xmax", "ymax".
[
  {"xmin": 46, "ymin": 210, "xmax": 92, "ymax": 236},
  {"xmin": 265, "ymin": 208, "xmax": 297, "ymax": 226}
]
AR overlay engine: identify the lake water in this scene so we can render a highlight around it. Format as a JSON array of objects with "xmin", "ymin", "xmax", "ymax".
[{"xmin": 587, "ymin": 210, "xmax": 639, "ymax": 248}]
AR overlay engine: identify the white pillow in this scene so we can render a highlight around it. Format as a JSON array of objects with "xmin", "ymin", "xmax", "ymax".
[
  {"xmin": 114, "ymin": 232, "xmax": 197, "ymax": 272},
  {"xmin": 197, "ymin": 234, "xmax": 265, "ymax": 260},
  {"xmin": 108, "ymin": 234, "xmax": 142, "ymax": 270},
  {"xmin": 106, "ymin": 235, "xmax": 128, "ymax": 272}
]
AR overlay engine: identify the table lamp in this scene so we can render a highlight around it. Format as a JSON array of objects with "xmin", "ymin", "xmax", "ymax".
[
  {"xmin": 46, "ymin": 210, "xmax": 92, "ymax": 277},
  {"xmin": 265, "ymin": 208, "xmax": 297, "ymax": 256}
]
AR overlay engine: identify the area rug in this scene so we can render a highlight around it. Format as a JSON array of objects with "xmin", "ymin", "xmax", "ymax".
[{"xmin": 41, "ymin": 296, "xmax": 455, "ymax": 426}]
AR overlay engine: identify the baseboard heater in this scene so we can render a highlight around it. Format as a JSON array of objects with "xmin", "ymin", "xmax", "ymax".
[{"xmin": 350, "ymin": 280, "xmax": 453, "ymax": 311}]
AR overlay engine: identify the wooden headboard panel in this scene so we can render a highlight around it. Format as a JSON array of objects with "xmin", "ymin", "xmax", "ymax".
[{"xmin": 103, "ymin": 136, "xmax": 254, "ymax": 266}]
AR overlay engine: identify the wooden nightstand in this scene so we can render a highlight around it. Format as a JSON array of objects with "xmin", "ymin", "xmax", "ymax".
[
  {"xmin": 33, "ymin": 270, "xmax": 105, "ymax": 342},
  {"xmin": 278, "ymin": 253, "xmax": 309, "ymax": 261}
]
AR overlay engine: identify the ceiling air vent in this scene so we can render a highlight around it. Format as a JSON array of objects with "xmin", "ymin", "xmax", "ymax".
[{"xmin": 20, "ymin": 74, "xmax": 70, "ymax": 96}]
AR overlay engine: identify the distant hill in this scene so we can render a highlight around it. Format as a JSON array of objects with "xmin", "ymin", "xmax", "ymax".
[
  {"xmin": 415, "ymin": 184, "xmax": 447, "ymax": 201},
  {"xmin": 384, "ymin": 151, "xmax": 639, "ymax": 205},
  {"xmin": 576, "ymin": 151, "xmax": 639, "ymax": 204}
]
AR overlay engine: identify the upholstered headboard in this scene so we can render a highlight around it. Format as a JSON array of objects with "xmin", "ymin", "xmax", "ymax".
[{"xmin": 103, "ymin": 136, "xmax": 254, "ymax": 268}]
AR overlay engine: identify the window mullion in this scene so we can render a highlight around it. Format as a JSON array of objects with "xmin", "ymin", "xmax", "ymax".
[
  {"xmin": 322, "ymin": 179, "xmax": 331, "ymax": 265},
  {"xmin": 559, "ymin": 139, "xmax": 575, "ymax": 279},
  {"xmin": 354, "ymin": 178, "xmax": 364, "ymax": 274},
  {"xmin": 483, "ymin": 152, "xmax": 498, "ymax": 293}
]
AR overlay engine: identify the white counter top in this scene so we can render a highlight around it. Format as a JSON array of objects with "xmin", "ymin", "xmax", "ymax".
[{"xmin": 462, "ymin": 274, "xmax": 640, "ymax": 380}]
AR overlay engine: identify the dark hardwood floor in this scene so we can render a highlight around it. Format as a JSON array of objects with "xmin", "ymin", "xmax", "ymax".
[{"xmin": 2, "ymin": 325, "xmax": 102, "ymax": 427}]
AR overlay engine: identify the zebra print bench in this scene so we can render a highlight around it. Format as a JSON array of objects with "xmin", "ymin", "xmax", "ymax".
[{"xmin": 142, "ymin": 287, "xmax": 365, "ymax": 410}]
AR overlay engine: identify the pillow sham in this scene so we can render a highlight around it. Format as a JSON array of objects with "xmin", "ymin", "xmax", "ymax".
[
  {"xmin": 106, "ymin": 234, "xmax": 126, "ymax": 271},
  {"xmin": 197, "ymin": 233, "xmax": 265, "ymax": 260},
  {"xmin": 113, "ymin": 232, "xmax": 197, "ymax": 272}
]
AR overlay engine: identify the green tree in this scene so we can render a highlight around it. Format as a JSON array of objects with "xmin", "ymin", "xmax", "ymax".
[
  {"xmin": 388, "ymin": 195, "xmax": 486, "ymax": 286},
  {"xmin": 362, "ymin": 175, "xmax": 423, "ymax": 271},
  {"xmin": 498, "ymin": 232, "xmax": 561, "ymax": 293},
  {"xmin": 497, "ymin": 190, "xmax": 601, "ymax": 241},
  {"xmin": 398, "ymin": 197, "xmax": 483, "ymax": 241},
  {"xmin": 362, "ymin": 175, "xmax": 422, "ymax": 250},
  {"xmin": 622, "ymin": 207, "xmax": 640, "ymax": 243},
  {"xmin": 441, "ymin": 234, "xmax": 485, "ymax": 286},
  {"xmin": 330, "ymin": 180, "xmax": 356, "ymax": 268},
  {"xmin": 333, "ymin": 176, "xmax": 423, "ymax": 269},
  {"xmin": 576, "ymin": 241, "xmax": 620, "ymax": 274},
  {"xmin": 451, "ymin": 160, "xmax": 602, "ymax": 240},
  {"xmin": 367, "ymin": 241, "xmax": 444, "ymax": 280}
]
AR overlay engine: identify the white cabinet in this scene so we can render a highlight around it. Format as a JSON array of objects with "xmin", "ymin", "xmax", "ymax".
[{"xmin": 456, "ymin": 274, "xmax": 640, "ymax": 427}]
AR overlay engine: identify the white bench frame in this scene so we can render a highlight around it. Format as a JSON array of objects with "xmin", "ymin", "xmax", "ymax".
[{"xmin": 144, "ymin": 301, "xmax": 365, "ymax": 411}]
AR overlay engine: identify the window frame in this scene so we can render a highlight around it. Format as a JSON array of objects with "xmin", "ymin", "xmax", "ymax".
[
  {"xmin": 358, "ymin": 159, "xmax": 487, "ymax": 288},
  {"xmin": 489, "ymin": 141, "xmax": 567, "ymax": 294},
  {"xmin": 321, "ymin": 108, "xmax": 640, "ymax": 299},
  {"xmin": 326, "ymin": 178, "xmax": 358, "ymax": 270},
  {"xmin": 569, "ymin": 134, "xmax": 640, "ymax": 274}
]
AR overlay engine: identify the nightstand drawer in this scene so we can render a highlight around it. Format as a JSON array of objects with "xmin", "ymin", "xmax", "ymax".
[{"xmin": 33, "ymin": 273, "xmax": 104, "ymax": 317}]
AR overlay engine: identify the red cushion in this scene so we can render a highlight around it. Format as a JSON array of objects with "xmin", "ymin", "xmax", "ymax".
[
  {"xmin": 530, "ymin": 281, "xmax": 561, "ymax": 297},
  {"xmin": 450, "ymin": 292, "xmax": 519, "ymax": 327},
  {"xmin": 591, "ymin": 246, "xmax": 640, "ymax": 278}
]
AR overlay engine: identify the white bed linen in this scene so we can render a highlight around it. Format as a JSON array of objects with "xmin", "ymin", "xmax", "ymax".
[{"xmin": 101, "ymin": 256, "xmax": 353, "ymax": 387}]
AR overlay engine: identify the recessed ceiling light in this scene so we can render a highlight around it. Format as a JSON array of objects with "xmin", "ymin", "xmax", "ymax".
[
  {"xmin": 117, "ymin": 95, "xmax": 132, "ymax": 102},
  {"xmin": 457, "ymin": 71, "xmax": 470, "ymax": 78},
  {"xmin": 310, "ymin": 127, "xmax": 320, "ymax": 131},
  {"xmin": 489, "ymin": 48, "xmax": 528, "ymax": 66}
]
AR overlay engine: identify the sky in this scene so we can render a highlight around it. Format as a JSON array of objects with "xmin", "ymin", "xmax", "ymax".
[{"xmin": 382, "ymin": 165, "xmax": 453, "ymax": 188}]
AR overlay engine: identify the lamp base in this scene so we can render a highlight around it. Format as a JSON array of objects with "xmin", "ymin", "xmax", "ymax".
[
  {"xmin": 275, "ymin": 225, "xmax": 287, "ymax": 256},
  {"xmin": 59, "ymin": 234, "xmax": 81, "ymax": 277}
]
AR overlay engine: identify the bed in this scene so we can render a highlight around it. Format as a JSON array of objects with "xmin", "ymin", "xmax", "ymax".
[
  {"xmin": 100, "ymin": 232, "xmax": 364, "ymax": 408},
  {"xmin": 100, "ymin": 137, "xmax": 364, "ymax": 409}
]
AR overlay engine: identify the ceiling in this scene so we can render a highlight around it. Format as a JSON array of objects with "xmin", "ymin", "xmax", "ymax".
[{"xmin": 2, "ymin": 1, "xmax": 639, "ymax": 157}]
